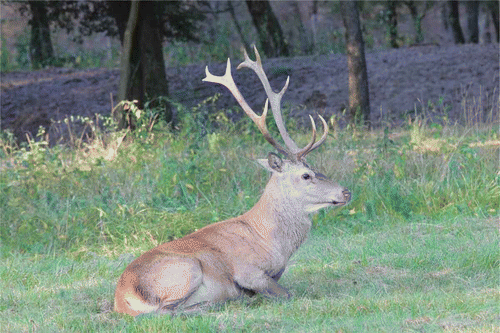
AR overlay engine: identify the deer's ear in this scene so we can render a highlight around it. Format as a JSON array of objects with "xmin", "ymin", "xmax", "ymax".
[
  {"xmin": 257, "ymin": 159, "xmax": 273, "ymax": 172},
  {"xmin": 268, "ymin": 152, "xmax": 283, "ymax": 172},
  {"xmin": 258, "ymin": 153, "xmax": 283, "ymax": 173}
]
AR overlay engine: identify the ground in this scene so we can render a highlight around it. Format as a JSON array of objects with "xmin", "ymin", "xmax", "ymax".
[{"xmin": 1, "ymin": 43, "xmax": 498, "ymax": 142}]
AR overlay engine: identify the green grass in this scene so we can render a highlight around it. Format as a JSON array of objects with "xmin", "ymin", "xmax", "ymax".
[
  {"xmin": 0, "ymin": 106, "xmax": 499, "ymax": 331},
  {"xmin": 0, "ymin": 217, "xmax": 497, "ymax": 332}
]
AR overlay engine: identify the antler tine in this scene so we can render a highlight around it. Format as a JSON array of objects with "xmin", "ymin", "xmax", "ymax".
[
  {"xmin": 310, "ymin": 115, "xmax": 329, "ymax": 151},
  {"xmin": 203, "ymin": 59, "xmax": 290, "ymax": 157},
  {"xmin": 296, "ymin": 115, "xmax": 329, "ymax": 160},
  {"xmin": 296, "ymin": 115, "xmax": 317, "ymax": 161},
  {"xmin": 237, "ymin": 46, "xmax": 300, "ymax": 155}
]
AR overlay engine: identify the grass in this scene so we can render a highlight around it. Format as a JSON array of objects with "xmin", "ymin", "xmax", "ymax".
[
  {"xmin": 0, "ymin": 217, "xmax": 497, "ymax": 332},
  {"xmin": 0, "ymin": 102, "xmax": 499, "ymax": 331}
]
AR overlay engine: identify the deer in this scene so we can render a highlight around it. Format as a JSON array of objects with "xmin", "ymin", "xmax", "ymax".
[{"xmin": 114, "ymin": 46, "xmax": 351, "ymax": 316}]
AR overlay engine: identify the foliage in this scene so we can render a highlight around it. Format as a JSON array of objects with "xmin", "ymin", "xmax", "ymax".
[
  {"xmin": 0, "ymin": 28, "xmax": 121, "ymax": 71},
  {"xmin": 17, "ymin": 0, "xmax": 81, "ymax": 34},
  {"xmin": 3, "ymin": 0, "xmax": 205, "ymax": 71},
  {"xmin": 1, "ymin": 99, "xmax": 498, "ymax": 253},
  {"xmin": 14, "ymin": 0, "xmax": 206, "ymax": 43},
  {"xmin": 0, "ymin": 35, "xmax": 12, "ymax": 71},
  {"xmin": 6, "ymin": 1, "xmax": 494, "ymax": 72},
  {"xmin": 5, "ymin": 0, "xmax": 461, "ymax": 72},
  {"xmin": 78, "ymin": 1, "xmax": 206, "ymax": 42}
]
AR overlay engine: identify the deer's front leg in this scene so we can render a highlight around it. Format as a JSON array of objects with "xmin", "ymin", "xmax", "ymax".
[{"xmin": 235, "ymin": 270, "xmax": 291, "ymax": 299}]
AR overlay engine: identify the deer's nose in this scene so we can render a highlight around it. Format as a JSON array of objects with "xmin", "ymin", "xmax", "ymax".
[{"xmin": 342, "ymin": 188, "xmax": 351, "ymax": 203}]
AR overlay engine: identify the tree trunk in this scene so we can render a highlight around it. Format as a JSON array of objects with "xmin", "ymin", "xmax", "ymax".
[
  {"xmin": 441, "ymin": 1, "xmax": 449, "ymax": 31},
  {"xmin": 387, "ymin": 1, "xmax": 399, "ymax": 48},
  {"xmin": 292, "ymin": 1, "xmax": 312, "ymax": 55},
  {"xmin": 311, "ymin": 0, "xmax": 319, "ymax": 52},
  {"xmin": 405, "ymin": 1, "xmax": 429, "ymax": 44},
  {"xmin": 464, "ymin": 1, "xmax": 479, "ymax": 43},
  {"xmin": 28, "ymin": 1, "xmax": 54, "ymax": 69},
  {"xmin": 448, "ymin": 0, "xmax": 465, "ymax": 44},
  {"xmin": 245, "ymin": 0, "xmax": 289, "ymax": 57},
  {"xmin": 340, "ymin": 0, "xmax": 370, "ymax": 128},
  {"xmin": 116, "ymin": 1, "xmax": 139, "ymax": 129},
  {"xmin": 227, "ymin": 1, "xmax": 251, "ymax": 54},
  {"xmin": 488, "ymin": 0, "xmax": 499, "ymax": 42},
  {"xmin": 113, "ymin": 1, "xmax": 172, "ymax": 129}
]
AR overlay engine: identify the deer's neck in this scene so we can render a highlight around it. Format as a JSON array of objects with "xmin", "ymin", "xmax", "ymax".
[{"xmin": 243, "ymin": 179, "xmax": 311, "ymax": 260}]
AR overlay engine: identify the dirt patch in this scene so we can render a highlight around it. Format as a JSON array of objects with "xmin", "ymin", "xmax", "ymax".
[{"xmin": 1, "ymin": 44, "xmax": 498, "ymax": 142}]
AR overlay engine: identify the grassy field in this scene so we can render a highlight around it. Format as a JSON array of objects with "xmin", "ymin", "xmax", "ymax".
[{"xmin": 0, "ymin": 105, "xmax": 498, "ymax": 332}]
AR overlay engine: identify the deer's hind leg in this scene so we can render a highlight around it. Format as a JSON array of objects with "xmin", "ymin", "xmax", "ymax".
[
  {"xmin": 157, "ymin": 252, "xmax": 243, "ymax": 314},
  {"xmin": 145, "ymin": 256, "xmax": 205, "ymax": 312}
]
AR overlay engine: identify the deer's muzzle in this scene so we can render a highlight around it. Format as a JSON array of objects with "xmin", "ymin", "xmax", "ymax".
[
  {"xmin": 342, "ymin": 188, "xmax": 351, "ymax": 203},
  {"xmin": 332, "ymin": 188, "xmax": 351, "ymax": 206}
]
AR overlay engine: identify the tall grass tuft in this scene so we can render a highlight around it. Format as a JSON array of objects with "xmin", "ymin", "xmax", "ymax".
[{"xmin": 1, "ymin": 98, "xmax": 498, "ymax": 256}]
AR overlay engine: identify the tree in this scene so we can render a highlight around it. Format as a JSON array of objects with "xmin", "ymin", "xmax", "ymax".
[
  {"xmin": 110, "ymin": 1, "xmax": 170, "ymax": 128},
  {"xmin": 448, "ymin": 0, "xmax": 465, "ymax": 44},
  {"xmin": 403, "ymin": 1, "xmax": 433, "ymax": 44},
  {"xmin": 15, "ymin": 0, "xmax": 204, "ymax": 127},
  {"xmin": 17, "ymin": 1, "xmax": 80, "ymax": 69},
  {"xmin": 311, "ymin": 0, "xmax": 319, "ymax": 52},
  {"xmin": 386, "ymin": 1, "xmax": 399, "ymax": 48},
  {"xmin": 245, "ymin": 0, "xmax": 289, "ymax": 57},
  {"xmin": 340, "ymin": 0, "xmax": 370, "ymax": 128},
  {"xmin": 464, "ymin": 0, "xmax": 479, "ymax": 43},
  {"xmin": 77, "ymin": 1, "xmax": 203, "ymax": 43},
  {"xmin": 292, "ymin": 1, "xmax": 313, "ymax": 55},
  {"xmin": 27, "ymin": 1, "xmax": 54, "ymax": 69},
  {"xmin": 226, "ymin": 1, "xmax": 251, "ymax": 54},
  {"xmin": 441, "ymin": 1, "xmax": 450, "ymax": 32},
  {"xmin": 375, "ymin": 1, "xmax": 399, "ymax": 48},
  {"xmin": 486, "ymin": 0, "xmax": 499, "ymax": 42},
  {"xmin": 76, "ymin": 0, "xmax": 204, "ymax": 128}
]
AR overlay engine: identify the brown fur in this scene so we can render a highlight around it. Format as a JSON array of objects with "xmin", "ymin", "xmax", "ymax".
[{"xmin": 114, "ymin": 159, "xmax": 350, "ymax": 316}]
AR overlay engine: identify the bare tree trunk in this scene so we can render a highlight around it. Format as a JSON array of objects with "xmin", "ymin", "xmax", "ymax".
[
  {"xmin": 245, "ymin": 0, "xmax": 289, "ymax": 57},
  {"xmin": 481, "ymin": 6, "xmax": 492, "ymax": 44},
  {"xmin": 227, "ymin": 1, "xmax": 251, "ymax": 54},
  {"xmin": 114, "ymin": 1, "xmax": 172, "ymax": 129},
  {"xmin": 488, "ymin": 0, "xmax": 499, "ymax": 42},
  {"xmin": 448, "ymin": 0, "xmax": 465, "ymax": 44},
  {"xmin": 465, "ymin": 0, "xmax": 479, "ymax": 43},
  {"xmin": 28, "ymin": 1, "xmax": 54, "ymax": 69},
  {"xmin": 292, "ymin": 1, "xmax": 312, "ymax": 55},
  {"xmin": 441, "ymin": 1, "xmax": 450, "ymax": 31},
  {"xmin": 311, "ymin": 0, "xmax": 319, "ymax": 52},
  {"xmin": 340, "ymin": 0, "xmax": 370, "ymax": 128},
  {"xmin": 386, "ymin": 0, "xmax": 399, "ymax": 48},
  {"xmin": 118, "ymin": 1, "xmax": 138, "ymax": 102},
  {"xmin": 404, "ymin": 1, "xmax": 431, "ymax": 44}
]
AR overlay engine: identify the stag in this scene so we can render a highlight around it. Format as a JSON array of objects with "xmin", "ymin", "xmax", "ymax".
[{"xmin": 114, "ymin": 47, "xmax": 351, "ymax": 316}]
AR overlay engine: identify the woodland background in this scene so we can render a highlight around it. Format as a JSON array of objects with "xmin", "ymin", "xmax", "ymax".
[{"xmin": 1, "ymin": 0, "xmax": 498, "ymax": 142}]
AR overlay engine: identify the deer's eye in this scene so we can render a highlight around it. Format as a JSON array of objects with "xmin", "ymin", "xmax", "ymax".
[{"xmin": 302, "ymin": 173, "xmax": 311, "ymax": 180}]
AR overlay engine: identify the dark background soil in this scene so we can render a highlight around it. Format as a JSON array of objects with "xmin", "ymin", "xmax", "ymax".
[{"xmin": 1, "ymin": 43, "xmax": 498, "ymax": 142}]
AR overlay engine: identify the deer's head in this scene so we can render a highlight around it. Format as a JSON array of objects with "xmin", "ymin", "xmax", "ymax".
[
  {"xmin": 204, "ymin": 46, "xmax": 351, "ymax": 213},
  {"xmin": 257, "ymin": 152, "xmax": 350, "ymax": 214}
]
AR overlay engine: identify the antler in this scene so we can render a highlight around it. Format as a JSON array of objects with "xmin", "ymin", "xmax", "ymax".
[
  {"xmin": 203, "ymin": 46, "xmax": 328, "ymax": 161},
  {"xmin": 203, "ymin": 58, "xmax": 290, "ymax": 157}
]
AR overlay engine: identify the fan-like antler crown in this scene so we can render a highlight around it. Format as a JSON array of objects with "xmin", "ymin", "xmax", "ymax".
[{"xmin": 203, "ymin": 46, "xmax": 328, "ymax": 162}]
